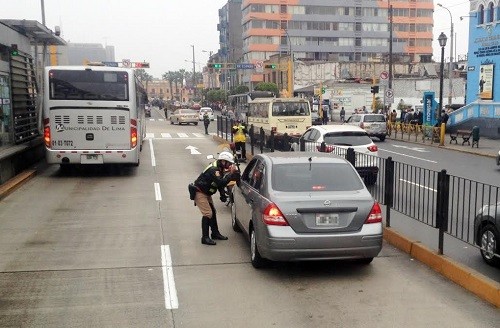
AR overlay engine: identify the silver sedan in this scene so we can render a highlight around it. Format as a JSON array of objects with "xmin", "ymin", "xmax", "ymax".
[
  {"xmin": 169, "ymin": 108, "xmax": 199, "ymax": 125},
  {"xmin": 231, "ymin": 152, "xmax": 383, "ymax": 268}
]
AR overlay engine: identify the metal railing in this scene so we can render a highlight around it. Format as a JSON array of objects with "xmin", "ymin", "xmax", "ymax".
[{"xmin": 216, "ymin": 115, "xmax": 499, "ymax": 260}]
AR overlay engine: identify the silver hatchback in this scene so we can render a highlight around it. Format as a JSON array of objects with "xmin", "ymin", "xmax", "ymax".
[{"xmin": 231, "ymin": 152, "xmax": 383, "ymax": 268}]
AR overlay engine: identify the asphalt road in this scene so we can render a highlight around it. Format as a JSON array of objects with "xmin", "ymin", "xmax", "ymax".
[{"xmin": 0, "ymin": 109, "xmax": 498, "ymax": 327}]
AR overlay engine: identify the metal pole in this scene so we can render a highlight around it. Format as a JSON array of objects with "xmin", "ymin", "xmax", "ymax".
[
  {"xmin": 388, "ymin": 3, "xmax": 393, "ymax": 91},
  {"xmin": 449, "ymin": 21, "xmax": 454, "ymax": 106},
  {"xmin": 439, "ymin": 45, "xmax": 445, "ymax": 120},
  {"xmin": 285, "ymin": 29, "xmax": 293, "ymax": 97},
  {"xmin": 438, "ymin": 4, "xmax": 454, "ymax": 106},
  {"xmin": 191, "ymin": 45, "xmax": 196, "ymax": 100}
]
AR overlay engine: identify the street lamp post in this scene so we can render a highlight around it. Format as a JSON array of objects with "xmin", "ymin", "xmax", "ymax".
[
  {"xmin": 438, "ymin": 32, "xmax": 447, "ymax": 146},
  {"xmin": 283, "ymin": 29, "xmax": 293, "ymax": 97},
  {"xmin": 438, "ymin": 3, "xmax": 454, "ymax": 107},
  {"xmin": 191, "ymin": 45, "xmax": 196, "ymax": 100}
]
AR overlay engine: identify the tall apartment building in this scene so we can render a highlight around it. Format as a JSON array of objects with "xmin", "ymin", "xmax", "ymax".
[{"xmin": 222, "ymin": 0, "xmax": 434, "ymax": 88}]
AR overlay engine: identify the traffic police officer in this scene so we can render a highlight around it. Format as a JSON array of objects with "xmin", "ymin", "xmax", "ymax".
[
  {"xmin": 232, "ymin": 120, "xmax": 247, "ymax": 161},
  {"xmin": 193, "ymin": 151, "xmax": 240, "ymax": 245}
]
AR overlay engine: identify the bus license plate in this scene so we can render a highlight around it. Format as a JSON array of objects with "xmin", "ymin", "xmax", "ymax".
[
  {"xmin": 316, "ymin": 213, "xmax": 339, "ymax": 226},
  {"xmin": 286, "ymin": 124, "xmax": 297, "ymax": 129},
  {"xmin": 81, "ymin": 154, "xmax": 103, "ymax": 164}
]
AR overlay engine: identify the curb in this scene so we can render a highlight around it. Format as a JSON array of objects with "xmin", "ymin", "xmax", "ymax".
[
  {"xmin": 384, "ymin": 227, "xmax": 500, "ymax": 308},
  {"xmin": 0, "ymin": 169, "xmax": 37, "ymax": 201}
]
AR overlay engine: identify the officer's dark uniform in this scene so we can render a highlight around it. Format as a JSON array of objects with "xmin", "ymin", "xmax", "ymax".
[
  {"xmin": 194, "ymin": 161, "xmax": 239, "ymax": 245},
  {"xmin": 203, "ymin": 113, "xmax": 210, "ymax": 135}
]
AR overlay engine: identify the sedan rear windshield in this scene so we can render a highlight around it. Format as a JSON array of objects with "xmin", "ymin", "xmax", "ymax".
[
  {"xmin": 364, "ymin": 115, "xmax": 386, "ymax": 122},
  {"xmin": 272, "ymin": 163, "xmax": 364, "ymax": 192},
  {"xmin": 49, "ymin": 69, "xmax": 129, "ymax": 101},
  {"xmin": 323, "ymin": 132, "xmax": 373, "ymax": 146}
]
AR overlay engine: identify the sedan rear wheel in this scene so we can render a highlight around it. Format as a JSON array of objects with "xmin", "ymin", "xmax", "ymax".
[
  {"xmin": 479, "ymin": 224, "xmax": 500, "ymax": 267},
  {"xmin": 250, "ymin": 228, "xmax": 266, "ymax": 269}
]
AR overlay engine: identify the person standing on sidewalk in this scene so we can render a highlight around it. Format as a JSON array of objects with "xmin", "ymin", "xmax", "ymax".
[{"xmin": 340, "ymin": 107, "xmax": 346, "ymax": 123}]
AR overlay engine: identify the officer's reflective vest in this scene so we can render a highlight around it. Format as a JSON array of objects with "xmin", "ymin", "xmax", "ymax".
[{"xmin": 232, "ymin": 125, "xmax": 246, "ymax": 142}]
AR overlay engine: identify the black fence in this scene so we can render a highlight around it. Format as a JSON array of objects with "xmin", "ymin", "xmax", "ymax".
[{"xmin": 216, "ymin": 115, "xmax": 499, "ymax": 261}]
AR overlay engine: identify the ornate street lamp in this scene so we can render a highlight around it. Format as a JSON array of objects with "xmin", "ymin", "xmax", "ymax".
[{"xmin": 438, "ymin": 32, "xmax": 447, "ymax": 146}]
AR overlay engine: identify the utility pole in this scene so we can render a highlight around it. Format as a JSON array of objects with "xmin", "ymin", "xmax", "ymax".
[
  {"xmin": 388, "ymin": 2, "xmax": 393, "ymax": 91},
  {"xmin": 191, "ymin": 45, "xmax": 196, "ymax": 100}
]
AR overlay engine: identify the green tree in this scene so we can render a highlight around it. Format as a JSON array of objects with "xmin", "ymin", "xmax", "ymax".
[
  {"xmin": 230, "ymin": 85, "xmax": 249, "ymax": 95},
  {"xmin": 254, "ymin": 82, "xmax": 278, "ymax": 95},
  {"xmin": 136, "ymin": 69, "xmax": 153, "ymax": 91},
  {"xmin": 206, "ymin": 89, "xmax": 227, "ymax": 103},
  {"xmin": 162, "ymin": 71, "xmax": 177, "ymax": 100}
]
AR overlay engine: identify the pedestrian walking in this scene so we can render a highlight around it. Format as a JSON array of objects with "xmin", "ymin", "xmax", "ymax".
[
  {"xmin": 340, "ymin": 107, "xmax": 346, "ymax": 123},
  {"xmin": 203, "ymin": 112, "xmax": 210, "ymax": 135},
  {"xmin": 193, "ymin": 151, "xmax": 240, "ymax": 245},
  {"xmin": 322, "ymin": 105, "xmax": 329, "ymax": 125}
]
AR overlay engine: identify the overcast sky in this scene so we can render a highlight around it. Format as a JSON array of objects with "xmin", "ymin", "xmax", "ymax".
[{"xmin": 1, "ymin": 0, "xmax": 471, "ymax": 79}]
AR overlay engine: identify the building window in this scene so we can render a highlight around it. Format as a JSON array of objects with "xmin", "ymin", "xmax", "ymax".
[
  {"xmin": 479, "ymin": 5, "xmax": 484, "ymax": 24},
  {"xmin": 355, "ymin": 38, "xmax": 361, "ymax": 47},
  {"xmin": 280, "ymin": 4, "xmax": 286, "ymax": 14},
  {"xmin": 355, "ymin": 22, "xmax": 361, "ymax": 31},
  {"xmin": 355, "ymin": 7, "xmax": 361, "ymax": 16},
  {"xmin": 488, "ymin": 2, "xmax": 494, "ymax": 23}
]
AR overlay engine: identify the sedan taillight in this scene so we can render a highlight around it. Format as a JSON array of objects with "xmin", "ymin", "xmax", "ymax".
[
  {"xmin": 262, "ymin": 203, "xmax": 289, "ymax": 226},
  {"xmin": 365, "ymin": 202, "xmax": 382, "ymax": 224},
  {"xmin": 368, "ymin": 145, "xmax": 378, "ymax": 152}
]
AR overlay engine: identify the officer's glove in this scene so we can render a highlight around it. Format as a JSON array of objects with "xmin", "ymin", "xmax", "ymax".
[{"xmin": 220, "ymin": 194, "xmax": 228, "ymax": 203}]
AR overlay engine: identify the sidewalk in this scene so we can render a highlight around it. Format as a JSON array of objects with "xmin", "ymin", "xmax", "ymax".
[{"xmin": 388, "ymin": 131, "xmax": 498, "ymax": 158}]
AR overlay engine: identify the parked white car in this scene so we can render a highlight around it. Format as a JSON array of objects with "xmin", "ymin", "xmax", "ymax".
[{"xmin": 199, "ymin": 107, "xmax": 215, "ymax": 121}]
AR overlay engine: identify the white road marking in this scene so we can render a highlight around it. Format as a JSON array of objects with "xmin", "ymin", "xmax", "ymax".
[
  {"xmin": 154, "ymin": 183, "xmax": 162, "ymax": 201},
  {"xmin": 161, "ymin": 133, "xmax": 172, "ymax": 138},
  {"xmin": 149, "ymin": 139, "xmax": 156, "ymax": 167},
  {"xmin": 146, "ymin": 133, "xmax": 155, "ymax": 139},
  {"xmin": 158, "ymin": 119, "xmax": 164, "ymax": 121},
  {"xmin": 178, "ymin": 133, "xmax": 189, "ymax": 138},
  {"xmin": 399, "ymin": 179, "xmax": 437, "ymax": 192},
  {"xmin": 161, "ymin": 245, "xmax": 179, "ymax": 309},
  {"xmin": 186, "ymin": 145, "xmax": 201, "ymax": 154},
  {"xmin": 392, "ymin": 144, "xmax": 429, "ymax": 152},
  {"xmin": 378, "ymin": 148, "xmax": 437, "ymax": 163},
  {"xmin": 193, "ymin": 133, "xmax": 205, "ymax": 138}
]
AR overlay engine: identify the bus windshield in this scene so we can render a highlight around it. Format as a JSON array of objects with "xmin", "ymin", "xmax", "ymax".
[
  {"xmin": 49, "ymin": 69, "xmax": 129, "ymax": 101},
  {"xmin": 272, "ymin": 102, "xmax": 310, "ymax": 116}
]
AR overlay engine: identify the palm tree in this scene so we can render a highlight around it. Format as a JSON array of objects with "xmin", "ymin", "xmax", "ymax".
[{"xmin": 162, "ymin": 71, "xmax": 176, "ymax": 100}]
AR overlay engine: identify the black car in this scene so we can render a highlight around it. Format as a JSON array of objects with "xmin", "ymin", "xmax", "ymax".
[{"xmin": 474, "ymin": 201, "xmax": 500, "ymax": 267}]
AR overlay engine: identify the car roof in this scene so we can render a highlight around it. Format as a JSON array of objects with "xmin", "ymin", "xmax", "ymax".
[
  {"xmin": 255, "ymin": 152, "xmax": 350, "ymax": 165},
  {"xmin": 311, "ymin": 124, "xmax": 367, "ymax": 133}
]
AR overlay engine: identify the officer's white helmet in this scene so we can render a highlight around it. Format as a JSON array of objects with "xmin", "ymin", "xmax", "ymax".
[{"xmin": 218, "ymin": 151, "xmax": 235, "ymax": 163}]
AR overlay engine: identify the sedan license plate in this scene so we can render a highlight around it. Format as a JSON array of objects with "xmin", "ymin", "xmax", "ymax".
[{"xmin": 316, "ymin": 213, "xmax": 339, "ymax": 226}]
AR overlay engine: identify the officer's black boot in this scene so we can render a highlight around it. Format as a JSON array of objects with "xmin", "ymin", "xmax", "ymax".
[
  {"xmin": 210, "ymin": 214, "xmax": 228, "ymax": 240},
  {"xmin": 201, "ymin": 216, "xmax": 216, "ymax": 245}
]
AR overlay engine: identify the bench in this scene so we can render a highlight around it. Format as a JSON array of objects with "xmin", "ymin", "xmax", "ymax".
[{"xmin": 450, "ymin": 130, "xmax": 477, "ymax": 146}]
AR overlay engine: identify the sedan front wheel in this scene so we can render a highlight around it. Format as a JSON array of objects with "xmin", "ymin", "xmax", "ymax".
[{"xmin": 479, "ymin": 224, "xmax": 500, "ymax": 267}]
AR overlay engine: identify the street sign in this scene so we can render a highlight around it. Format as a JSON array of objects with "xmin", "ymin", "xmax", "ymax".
[
  {"xmin": 255, "ymin": 60, "xmax": 264, "ymax": 73},
  {"xmin": 385, "ymin": 88, "xmax": 394, "ymax": 103},
  {"xmin": 380, "ymin": 71, "xmax": 389, "ymax": 80},
  {"xmin": 102, "ymin": 61, "xmax": 119, "ymax": 67},
  {"xmin": 236, "ymin": 63, "xmax": 255, "ymax": 69},
  {"xmin": 122, "ymin": 59, "xmax": 131, "ymax": 68}
]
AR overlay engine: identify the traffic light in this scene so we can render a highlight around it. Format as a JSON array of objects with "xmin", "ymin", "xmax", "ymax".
[
  {"xmin": 264, "ymin": 64, "xmax": 277, "ymax": 69},
  {"xmin": 135, "ymin": 62, "xmax": 150, "ymax": 68},
  {"xmin": 321, "ymin": 86, "xmax": 326, "ymax": 94},
  {"xmin": 11, "ymin": 44, "xmax": 18, "ymax": 56},
  {"xmin": 208, "ymin": 63, "xmax": 223, "ymax": 69},
  {"xmin": 370, "ymin": 85, "xmax": 379, "ymax": 94}
]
